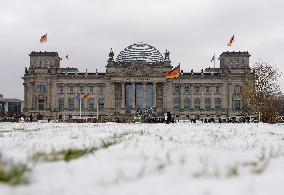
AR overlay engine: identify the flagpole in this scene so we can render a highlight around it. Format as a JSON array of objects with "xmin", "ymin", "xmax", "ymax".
[
  {"xmin": 178, "ymin": 63, "xmax": 181, "ymax": 122},
  {"xmin": 214, "ymin": 52, "xmax": 216, "ymax": 68},
  {"xmin": 79, "ymin": 93, "xmax": 82, "ymax": 118},
  {"xmin": 96, "ymin": 98, "xmax": 99, "ymax": 122}
]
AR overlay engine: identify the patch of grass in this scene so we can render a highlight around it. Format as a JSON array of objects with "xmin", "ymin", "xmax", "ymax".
[
  {"xmin": 0, "ymin": 162, "xmax": 29, "ymax": 185},
  {"xmin": 33, "ymin": 147, "xmax": 98, "ymax": 162},
  {"xmin": 12, "ymin": 127, "xmax": 25, "ymax": 131},
  {"xmin": 226, "ymin": 165, "xmax": 239, "ymax": 177},
  {"xmin": 63, "ymin": 148, "xmax": 97, "ymax": 162},
  {"xmin": 33, "ymin": 132, "xmax": 129, "ymax": 163}
]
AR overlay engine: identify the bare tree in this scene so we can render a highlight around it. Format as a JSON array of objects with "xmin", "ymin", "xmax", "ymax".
[{"xmin": 242, "ymin": 61, "xmax": 282, "ymax": 123}]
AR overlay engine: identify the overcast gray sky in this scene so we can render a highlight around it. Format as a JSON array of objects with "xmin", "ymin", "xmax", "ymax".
[{"xmin": 0, "ymin": 0, "xmax": 283, "ymax": 99}]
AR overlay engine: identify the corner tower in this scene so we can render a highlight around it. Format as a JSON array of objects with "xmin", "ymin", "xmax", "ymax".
[
  {"xmin": 23, "ymin": 52, "xmax": 61, "ymax": 118},
  {"xmin": 219, "ymin": 51, "xmax": 251, "ymax": 70}
]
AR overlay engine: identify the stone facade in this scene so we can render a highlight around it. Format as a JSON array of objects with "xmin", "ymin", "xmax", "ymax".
[{"xmin": 22, "ymin": 43, "xmax": 252, "ymax": 120}]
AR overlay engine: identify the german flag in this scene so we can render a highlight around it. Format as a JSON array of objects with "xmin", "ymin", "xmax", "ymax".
[
  {"xmin": 83, "ymin": 93, "xmax": 90, "ymax": 100},
  {"xmin": 40, "ymin": 33, "xmax": 47, "ymax": 43},
  {"xmin": 227, "ymin": 35, "xmax": 234, "ymax": 47},
  {"xmin": 165, "ymin": 65, "xmax": 180, "ymax": 79}
]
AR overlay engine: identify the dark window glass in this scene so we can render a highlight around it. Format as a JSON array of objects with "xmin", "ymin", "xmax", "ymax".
[
  {"xmin": 205, "ymin": 98, "xmax": 210, "ymax": 111},
  {"xmin": 90, "ymin": 86, "xmax": 94, "ymax": 94},
  {"xmin": 174, "ymin": 97, "xmax": 180, "ymax": 111},
  {"xmin": 80, "ymin": 86, "xmax": 84, "ymax": 93},
  {"xmin": 184, "ymin": 84, "xmax": 190, "ymax": 94},
  {"xmin": 37, "ymin": 85, "xmax": 47, "ymax": 93},
  {"xmin": 184, "ymin": 97, "xmax": 190, "ymax": 111},
  {"xmin": 58, "ymin": 86, "xmax": 64, "ymax": 94},
  {"xmin": 174, "ymin": 83, "xmax": 179, "ymax": 94},
  {"xmin": 195, "ymin": 84, "xmax": 200, "ymax": 94},
  {"xmin": 7, "ymin": 102, "xmax": 21, "ymax": 114},
  {"xmin": 234, "ymin": 100, "xmax": 241, "ymax": 111},
  {"xmin": 125, "ymin": 84, "xmax": 132, "ymax": 113},
  {"xmin": 205, "ymin": 85, "xmax": 210, "ymax": 94},
  {"xmin": 88, "ymin": 98, "xmax": 95, "ymax": 111},
  {"xmin": 99, "ymin": 98, "xmax": 104, "ymax": 112},
  {"xmin": 194, "ymin": 98, "xmax": 200, "ymax": 111},
  {"xmin": 216, "ymin": 85, "xmax": 221, "ymax": 94},
  {"xmin": 215, "ymin": 98, "xmax": 221, "ymax": 111},
  {"xmin": 38, "ymin": 99, "xmax": 45, "ymax": 111},
  {"xmin": 234, "ymin": 84, "xmax": 241, "ymax": 94},
  {"xmin": 58, "ymin": 98, "xmax": 64, "ymax": 111},
  {"xmin": 69, "ymin": 98, "xmax": 75, "ymax": 111}
]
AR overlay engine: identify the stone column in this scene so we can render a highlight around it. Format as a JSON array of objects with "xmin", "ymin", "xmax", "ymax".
[
  {"xmin": 200, "ymin": 83, "xmax": 204, "ymax": 111},
  {"xmin": 31, "ymin": 81, "xmax": 35, "ymax": 110},
  {"xmin": 153, "ymin": 82, "xmax": 157, "ymax": 108},
  {"xmin": 211, "ymin": 83, "xmax": 215, "ymax": 112},
  {"xmin": 131, "ymin": 82, "xmax": 135, "ymax": 112},
  {"xmin": 23, "ymin": 83, "xmax": 28, "ymax": 110},
  {"xmin": 228, "ymin": 83, "xmax": 232, "ymax": 115},
  {"xmin": 180, "ymin": 83, "xmax": 184, "ymax": 111},
  {"xmin": 121, "ymin": 82, "xmax": 125, "ymax": 109},
  {"xmin": 64, "ymin": 84, "xmax": 68, "ymax": 111},
  {"xmin": 143, "ymin": 82, "xmax": 147, "ymax": 109},
  {"xmin": 190, "ymin": 83, "xmax": 194, "ymax": 111},
  {"xmin": 163, "ymin": 82, "xmax": 169, "ymax": 112},
  {"xmin": 221, "ymin": 83, "xmax": 227, "ymax": 115}
]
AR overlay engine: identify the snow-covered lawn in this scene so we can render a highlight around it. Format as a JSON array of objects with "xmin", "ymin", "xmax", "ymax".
[{"xmin": 0, "ymin": 122, "xmax": 284, "ymax": 195}]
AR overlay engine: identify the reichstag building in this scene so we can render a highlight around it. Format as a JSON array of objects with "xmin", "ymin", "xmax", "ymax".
[{"xmin": 23, "ymin": 43, "xmax": 251, "ymax": 120}]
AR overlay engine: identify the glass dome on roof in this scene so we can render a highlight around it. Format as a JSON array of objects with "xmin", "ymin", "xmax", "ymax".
[{"xmin": 116, "ymin": 42, "xmax": 164, "ymax": 64}]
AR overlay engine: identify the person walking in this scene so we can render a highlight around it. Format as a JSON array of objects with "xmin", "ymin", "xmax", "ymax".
[
  {"xmin": 167, "ymin": 111, "xmax": 172, "ymax": 124},
  {"xmin": 29, "ymin": 114, "xmax": 33, "ymax": 122}
]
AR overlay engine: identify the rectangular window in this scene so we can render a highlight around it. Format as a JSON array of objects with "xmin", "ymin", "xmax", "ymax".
[
  {"xmin": 69, "ymin": 86, "xmax": 73, "ymax": 93},
  {"xmin": 90, "ymin": 86, "xmax": 94, "ymax": 94},
  {"xmin": 194, "ymin": 84, "xmax": 200, "ymax": 94},
  {"xmin": 174, "ymin": 97, "xmax": 180, "ymax": 111},
  {"xmin": 174, "ymin": 83, "xmax": 179, "ymax": 95},
  {"xmin": 234, "ymin": 84, "xmax": 241, "ymax": 94},
  {"xmin": 215, "ymin": 98, "xmax": 221, "ymax": 111},
  {"xmin": 37, "ymin": 85, "xmax": 47, "ymax": 93},
  {"xmin": 205, "ymin": 98, "xmax": 210, "ymax": 111},
  {"xmin": 234, "ymin": 100, "xmax": 241, "ymax": 111},
  {"xmin": 184, "ymin": 84, "xmax": 190, "ymax": 94},
  {"xmin": 99, "ymin": 97, "xmax": 104, "ymax": 112},
  {"xmin": 80, "ymin": 86, "xmax": 84, "ymax": 93},
  {"xmin": 38, "ymin": 99, "xmax": 45, "ymax": 111},
  {"xmin": 205, "ymin": 85, "xmax": 210, "ymax": 94},
  {"xmin": 58, "ymin": 98, "xmax": 64, "ymax": 112},
  {"xmin": 215, "ymin": 85, "xmax": 221, "ymax": 94},
  {"xmin": 88, "ymin": 98, "xmax": 95, "ymax": 111},
  {"xmin": 69, "ymin": 98, "xmax": 75, "ymax": 111},
  {"xmin": 194, "ymin": 98, "xmax": 200, "ymax": 111},
  {"xmin": 184, "ymin": 97, "xmax": 190, "ymax": 111},
  {"xmin": 125, "ymin": 84, "xmax": 132, "ymax": 113},
  {"xmin": 58, "ymin": 86, "xmax": 64, "ymax": 94}
]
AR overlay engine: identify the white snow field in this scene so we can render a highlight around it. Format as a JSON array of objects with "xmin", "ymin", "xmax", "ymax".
[{"xmin": 0, "ymin": 122, "xmax": 284, "ymax": 195}]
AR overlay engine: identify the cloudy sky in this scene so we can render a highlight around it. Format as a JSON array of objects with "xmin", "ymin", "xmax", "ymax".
[{"xmin": 0, "ymin": 0, "xmax": 283, "ymax": 99}]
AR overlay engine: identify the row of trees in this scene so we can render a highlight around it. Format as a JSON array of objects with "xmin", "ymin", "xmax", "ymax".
[{"xmin": 242, "ymin": 61, "xmax": 282, "ymax": 123}]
